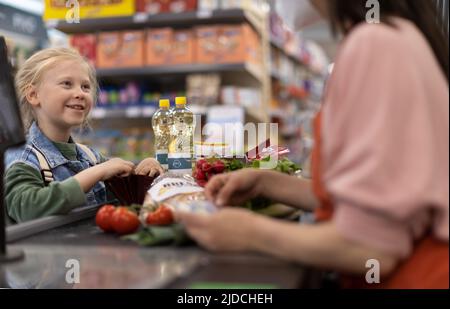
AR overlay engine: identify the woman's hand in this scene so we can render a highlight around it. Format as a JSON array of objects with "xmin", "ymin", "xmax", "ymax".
[
  {"xmin": 175, "ymin": 208, "xmax": 261, "ymax": 252},
  {"xmin": 135, "ymin": 158, "xmax": 164, "ymax": 177},
  {"xmin": 205, "ymin": 169, "xmax": 267, "ymax": 207},
  {"xmin": 207, "ymin": 168, "xmax": 319, "ymax": 212},
  {"xmin": 98, "ymin": 158, "xmax": 135, "ymax": 180}
]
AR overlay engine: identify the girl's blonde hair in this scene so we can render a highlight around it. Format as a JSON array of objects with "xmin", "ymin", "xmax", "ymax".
[{"xmin": 15, "ymin": 47, "xmax": 98, "ymax": 132}]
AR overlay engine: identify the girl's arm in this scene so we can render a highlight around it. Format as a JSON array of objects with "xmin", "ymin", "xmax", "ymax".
[
  {"xmin": 5, "ymin": 163, "xmax": 87, "ymax": 223},
  {"xmin": 74, "ymin": 158, "xmax": 135, "ymax": 193}
]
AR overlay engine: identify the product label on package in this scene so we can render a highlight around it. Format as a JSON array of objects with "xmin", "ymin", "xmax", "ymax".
[
  {"xmin": 156, "ymin": 151, "xmax": 168, "ymax": 169},
  {"xmin": 149, "ymin": 178, "xmax": 203, "ymax": 203},
  {"xmin": 168, "ymin": 153, "xmax": 192, "ymax": 175}
]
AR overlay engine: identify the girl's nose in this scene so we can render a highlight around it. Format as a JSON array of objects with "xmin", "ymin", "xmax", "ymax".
[{"xmin": 74, "ymin": 88, "xmax": 86, "ymax": 100}]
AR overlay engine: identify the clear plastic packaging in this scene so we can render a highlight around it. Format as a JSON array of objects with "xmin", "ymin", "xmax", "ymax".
[{"xmin": 140, "ymin": 173, "xmax": 217, "ymax": 225}]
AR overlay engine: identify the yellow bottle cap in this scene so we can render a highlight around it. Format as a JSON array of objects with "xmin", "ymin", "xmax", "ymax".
[
  {"xmin": 159, "ymin": 99, "xmax": 170, "ymax": 108},
  {"xmin": 175, "ymin": 97, "xmax": 187, "ymax": 106}
]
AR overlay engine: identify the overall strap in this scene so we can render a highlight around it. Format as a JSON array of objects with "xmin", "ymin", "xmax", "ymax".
[
  {"xmin": 31, "ymin": 147, "xmax": 54, "ymax": 185},
  {"xmin": 77, "ymin": 144, "xmax": 98, "ymax": 165},
  {"xmin": 31, "ymin": 144, "xmax": 97, "ymax": 186}
]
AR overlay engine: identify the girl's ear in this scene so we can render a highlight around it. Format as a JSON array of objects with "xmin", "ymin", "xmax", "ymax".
[{"xmin": 26, "ymin": 85, "xmax": 40, "ymax": 107}]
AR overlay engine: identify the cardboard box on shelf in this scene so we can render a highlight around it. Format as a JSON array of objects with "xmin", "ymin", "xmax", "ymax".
[
  {"xmin": 70, "ymin": 34, "xmax": 97, "ymax": 67},
  {"xmin": 246, "ymin": 23, "xmax": 262, "ymax": 63},
  {"xmin": 97, "ymin": 31, "xmax": 145, "ymax": 68},
  {"xmin": 146, "ymin": 28, "xmax": 174, "ymax": 66},
  {"xmin": 217, "ymin": 23, "xmax": 261, "ymax": 64},
  {"xmin": 172, "ymin": 30, "xmax": 196, "ymax": 65},
  {"xmin": 195, "ymin": 26, "xmax": 220, "ymax": 64}
]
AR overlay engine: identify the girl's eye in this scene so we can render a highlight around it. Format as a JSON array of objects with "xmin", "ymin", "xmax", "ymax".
[
  {"xmin": 61, "ymin": 81, "xmax": 72, "ymax": 87},
  {"xmin": 82, "ymin": 84, "xmax": 91, "ymax": 91}
]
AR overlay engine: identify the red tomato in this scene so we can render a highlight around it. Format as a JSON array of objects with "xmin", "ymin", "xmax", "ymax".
[
  {"xmin": 111, "ymin": 207, "xmax": 140, "ymax": 235},
  {"xmin": 96, "ymin": 205, "xmax": 116, "ymax": 233},
  {"xmin": 146, "ymin": 206, "xmax": 174, "ymax": 226}
]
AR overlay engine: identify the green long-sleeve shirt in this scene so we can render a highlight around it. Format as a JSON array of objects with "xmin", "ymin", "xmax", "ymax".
[{"xmin": 5, "ymin": 142, "xmax": 109, "ymax": 224}]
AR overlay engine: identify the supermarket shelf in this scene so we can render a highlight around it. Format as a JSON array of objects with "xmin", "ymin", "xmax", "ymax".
[
  {"xmin": 90, "ymin": 105, "xmax": 266, "ymax": 123},
  {"xmin": 270, "ymin": 37, "xmax": 305, "ymax": 66},
  {"xmin": 90, "ymin": 106, "xmax": 156, "ymax": 119},
  {"xmin": 90, "ymin": 105, "xmax": 209, "ymax": 120},
  {"xmin": 270, "ymin": 69, "xmax": 288, "ymax": 83},
  {"xmin": 96, "ymin": 63, "xmax": 265, "ymax": 84},
  {"xmin": 47, "ymin": 9, "xmax": 264, "ymax": 35}
]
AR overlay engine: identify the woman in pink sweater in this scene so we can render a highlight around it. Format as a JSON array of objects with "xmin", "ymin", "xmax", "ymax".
[{"xmin": 177, "ymin": 0, "xmax": 449, "ymax": 288}]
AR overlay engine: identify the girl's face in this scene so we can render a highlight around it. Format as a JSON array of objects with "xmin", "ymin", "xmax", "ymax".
[{"xmin": 28, "ymin": 59, "xmax": 94, "ymax": 133}]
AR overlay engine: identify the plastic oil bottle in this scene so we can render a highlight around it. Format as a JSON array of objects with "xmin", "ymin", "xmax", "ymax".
[
  {"xmin": 152, "ymin": 99, "xmax": 172, "ymax": 171},
  {"xmin": 168, "ymin": 97, "xmax": 195, "ymax": 175}
]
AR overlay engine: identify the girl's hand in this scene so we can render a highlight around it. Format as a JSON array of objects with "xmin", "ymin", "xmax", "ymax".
[
  {"xmin": 205, "ymin": 169, "xmax": 266, "ymax": 207},
  {"xmin": 135, "ymin": 158, "xmax": 164, "ymax": 177},
  {"xmin": 175, "ymin": 208, "xmax": 259, "ymax": 252},
  {"xmin": 98, "ymin": 158, "xmax": 135, "ymax": 180}
]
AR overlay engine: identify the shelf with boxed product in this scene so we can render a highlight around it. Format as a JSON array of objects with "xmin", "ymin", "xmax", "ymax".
[
  {"xmin": 47, "ymin": 8, "xmax": 264, "ymax": 36},
  {"xmin": 90, "ymin": 104, "xmax": 208, "ymax": 120},
  {"xmin": 90, "ymin": 105, "xmax": 157, "ymax": 120},
  {"xmin": 90, "ymin": 104, "xmax": 265, "ymax": 123},
  {"xmin": 270, "ymin": 38, "xmax": 305, "ymax": 67},
  {"xmin": 72, "ymin": 23, "xmax": 263, "ymax": 74},
  {"xmin": 96, "ymin": 62, "xmax": 265, "ymax": 84}
]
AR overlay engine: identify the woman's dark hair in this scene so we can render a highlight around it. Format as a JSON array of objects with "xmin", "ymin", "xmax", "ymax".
[{"xmin": 327, "ymin": 0, "xmax": 449, "ymax": 81}]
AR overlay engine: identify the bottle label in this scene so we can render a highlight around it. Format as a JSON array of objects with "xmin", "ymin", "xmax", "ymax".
[
  {"xmin": 168, "ymin": 153, "xmax": 193, "ymax": 175},
  {"xmin": 156, "ymin": 151, "xmax": 168, "ymax": 170}
]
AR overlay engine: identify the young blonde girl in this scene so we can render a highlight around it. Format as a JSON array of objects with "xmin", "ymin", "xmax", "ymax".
[{"xmin": 5, "ymin": 48, "xmax": 163, "ymax": 223}]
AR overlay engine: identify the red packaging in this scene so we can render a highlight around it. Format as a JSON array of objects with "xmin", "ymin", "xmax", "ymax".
[
  {"xmin": 70, "ymin": 34, "xmax": 97, "ymax": 67},
  {"xmin": 135, "ymin": 0, "xmax": 171, "ymax": 14},
  {"xmin": 245, "ymin": 139, "xmax": 290, "ymax": 162}
]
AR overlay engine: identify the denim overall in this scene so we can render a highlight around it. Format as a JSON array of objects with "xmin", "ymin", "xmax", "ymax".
[{"xmin": 5, "ymin": 122, "xmax": 107, "ymax": 207}]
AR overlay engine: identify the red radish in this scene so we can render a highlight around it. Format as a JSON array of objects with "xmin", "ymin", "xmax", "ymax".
[{"xmin": 212, "ymin": 161, "xmax": 226, "ymax": 173}]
